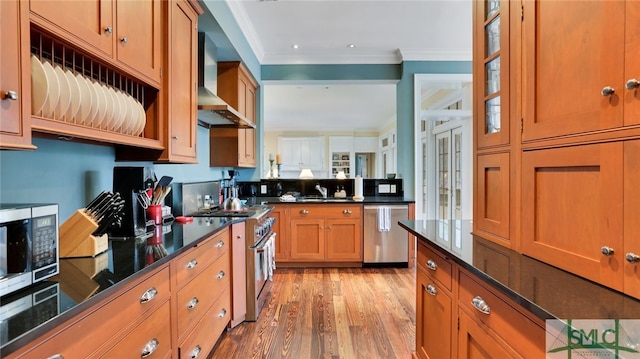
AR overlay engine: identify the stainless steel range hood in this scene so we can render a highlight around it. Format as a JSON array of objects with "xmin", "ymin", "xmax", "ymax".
[{"xmin": 197, "ymin": 33, "xmax": 255, "ymax": 129}]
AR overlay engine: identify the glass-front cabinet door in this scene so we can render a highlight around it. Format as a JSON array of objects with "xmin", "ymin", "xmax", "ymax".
[{"xmin": 475, "ymin": 0, "xmax": 511, "ymax": 148}]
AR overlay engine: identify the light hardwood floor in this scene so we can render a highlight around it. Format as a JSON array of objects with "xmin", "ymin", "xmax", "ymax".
[{"xmin": 209, "ymin": 267, "xmax": 417, "ymax": 359}]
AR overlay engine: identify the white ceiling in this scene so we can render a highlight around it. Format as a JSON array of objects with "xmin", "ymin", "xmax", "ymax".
[{"xmin": 216, "ymin": 0, "xmax": 473, "ymax": 132}]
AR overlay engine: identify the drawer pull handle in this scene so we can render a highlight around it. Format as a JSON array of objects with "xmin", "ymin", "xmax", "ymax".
[
  {"xmin": 217, "ymin": 270, "xmax": 226, "ymax": 279},
  {"xmin": 218, "ymin": 308, "xmax": 227, "ymax": 318},
  {"xmin": 601, "ymin": 246, "xmax": 615, "ymax": 256},
  {"xmin": 216, "ymin": 240, "xmax": 225, "ymax": 248},
  {"xmin": 626, "ymin": 252, "xmax": 640, "ymax": 264},
  {"xmin": 140, "ymin": 287, "xmax": 158, "ymax": 303},
  {"xmin": 426, "ymin": 259, "xmax": 437, "ymax": 271},
  {"xmin": 426, "ymin": 284, "xmax": 437, "ymax": 296},
  {"xmin": 471, "ymin": 296, "xmax": 491, "ymax": 315},
  {"xmin": 141, "ymin": 338, "xmax": 159, "ymax": 358},
  {"xmin": 46, "ymin": 355, "xmax": 63, "ymax": 359},
  {"xmin": 343, "ymin": 209, "xmax": 352, "ymax": 214},
  {"xmin": 300, "ymin": 209, "xmax": 309, "ymax": 215},
  {"xmin": 186, "ymin": 259, "xmax": 198, "ymax": 269},
  {"xmin": 3, "ymin": 90, "xmax": 18, "ymax": 101},
  {"xmin": 190, "ymin": 345, "xmax": 202, "ymax": 359},
  {"xmin": 187, "ymin": 297, "xmax": 199, "ymax": 310}
]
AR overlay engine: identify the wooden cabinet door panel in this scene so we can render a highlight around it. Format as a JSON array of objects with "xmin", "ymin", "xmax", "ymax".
[
  {"xmin": 458, "ymin": 309, "xmax": 518, "ymax": 359},
  {"xmin": 230, "ymin": 222, "xmax": 246, "ymax": 327},
  {"xmin": 625, "ymin": 0, "xmax": 640, "ymax": 126},
  {"xmin": 290, "ymin": 218, "xmax": 324, "ymax": 260},
  {"xmin": 326, "ymin": 218, "xmax": 362, "ymax": 261},
  {"xmin": 30, "ymin": 0, "xmax": 114, "ymax": 57},
  {"xmin": 416, "ymin": 270, "xmax": 452, "ymax": 359},
  {"xmin": 115, "ymin": 0, "xmax": 162, "ymax": 83},
  {"xmin": 523, "ymin": 1, "xmax": 625, "ymax": 141},
  {"xmin": 165, "ymin": 0, "xmax": 197, "ymax": 161},
  {"xmin": 521, "ymin": 143, "xmax": 624, "ymax": 291},
  {"xmin": 624, "ymin": 140, "xmax": 640, "ymax": 298},
  {"xmin": 474, "ymin": 153, "xmax": 510, "ymax": 244},
  {"xmin": 271, "ymin": 205, "xmax": 288, "ymax": 261}
]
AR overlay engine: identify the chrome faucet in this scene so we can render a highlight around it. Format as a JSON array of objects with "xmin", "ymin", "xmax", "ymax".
[{"xmin": 315, "ymin": 184, "xmax": 328, "ymax": 199}]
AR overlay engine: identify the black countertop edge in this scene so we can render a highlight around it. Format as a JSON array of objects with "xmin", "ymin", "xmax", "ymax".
[
  {"xmin": 259, "ymin": 196, "xmax": 415, "ymax": 204},
  {"xmin": 399, "ymin": 220, "xmax": 640, "ymax": 323},
  {"xmin": 1, "ymin": 219, "xmax": 237, "ymax": 356}
]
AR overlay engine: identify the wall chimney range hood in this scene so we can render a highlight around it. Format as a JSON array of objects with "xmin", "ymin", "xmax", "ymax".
[{"xmin": 197, "ymin": 33, "xmax": 255, "ymax": 129}]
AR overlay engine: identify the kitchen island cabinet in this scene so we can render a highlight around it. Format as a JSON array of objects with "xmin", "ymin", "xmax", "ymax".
[{"xmin": 0, "ymin": 0, "xmax": 34, "ymax": 150}]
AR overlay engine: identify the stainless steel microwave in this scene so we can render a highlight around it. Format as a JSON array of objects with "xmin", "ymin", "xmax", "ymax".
[{"xmin": 0, "ymin": 204, "xmax": 59, "ymax": 297}]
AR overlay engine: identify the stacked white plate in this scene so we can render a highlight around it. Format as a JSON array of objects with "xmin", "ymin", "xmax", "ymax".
[{"xmin": 30, "ymin": 55, "xmax": 146, "ymax": 136}]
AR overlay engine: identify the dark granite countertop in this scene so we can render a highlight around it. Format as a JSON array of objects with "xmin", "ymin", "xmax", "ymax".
[
  {"xmin": 259, "ymin": 196, "xmax": 415, "ymax": 204},
  {"xmin": 0, "ymin": 216, "xmax": 242, "ymax": 355},
  {"xmin": 399, "ymin": 220, "xmax": 640, "ymax": 322}
]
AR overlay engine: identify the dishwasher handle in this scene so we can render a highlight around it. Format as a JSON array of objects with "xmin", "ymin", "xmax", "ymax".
[{"xmin": 364, "ymin": 205, "xmax": 409, "ymax": 210}]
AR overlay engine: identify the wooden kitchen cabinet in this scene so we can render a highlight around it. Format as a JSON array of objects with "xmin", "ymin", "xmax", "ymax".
[
  {"xmin": 457, "ymin": 309, "xmax": 517, "ymax": 359},
  {"xmin": 229, "ymin": 221, "xmax": 246, "ymax": 328},
  {"xmin": 278, "ymin": 136, "xmax": 326, "ymax": 172},
  {"xmin": 522, "ymin": 0, "xmax": 640, "ymax": 143},
  {"xmin": 210, "ymin": 62, "xmax": 258, "ymax": 168},
  {"xmin": 155, "ymin": 0, "xmax": 200, "ymax": 163},
  {"xmin": 0, "ymin": 0, "xmax": 34, "ymax": 150},
  {"xmin": 474, "ymin": 152, "xmax": 511, "ymax": 247},
  {"xmin": 521, "ymin": 143, "xmax": 625, "ymax": 292},
  {"xmin": 288, "ymin": 204, "xmax": 362, "ymax": 263},
  {"xmin": 271, "ymin": 204, "xmax": 289, "ymax": 261},
  {"xmin": 416, "ymin": 241, "xmax": 454, "ymax": 359},
  {"xmin": 29, "ymin": 0, "xmax": 162, "ymax": 86},
  {"xmin": 624, "ymin": 140, "xmax": 640, "ymax": 299}
]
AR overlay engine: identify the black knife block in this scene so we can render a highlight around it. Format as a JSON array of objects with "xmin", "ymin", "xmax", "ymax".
[{"xmin": 110, "ymin": 167, "xmax": 155, "ymax": 238}]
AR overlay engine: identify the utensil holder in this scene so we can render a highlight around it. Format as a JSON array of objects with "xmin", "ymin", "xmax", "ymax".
[{"xmin": 59, "ymin": 209, "xmax": 108, "ymax": 258}]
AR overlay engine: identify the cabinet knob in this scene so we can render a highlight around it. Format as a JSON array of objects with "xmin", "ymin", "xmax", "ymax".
[
  {"xmin": 217, "ymin": 270, "xmax": 225, "ymax": 279},
  {"xmin": 218, "ymin": 308, "xmax": 228, "ymax": 318},
  {"xmin": 626, "ymin": 78, "xmax": 640, "ymax": 90},
  {"xmin": 120, "ymin": 36, "xmax": 128, "ymax": 44},
  {"xmin": 426, "ymin": 284, "xmax": 437, "ymax": 296},
  {"xmin": 471, "ymin": 296, "xmax": 491, "ymax": 315},
  {"xmin": 626, "ymin": 252, "xmax": 640, "ymax": 264},
  {"xmin": 186, "ymin": 259, "xmax": 198, "ymax": 269},
  {"xmin": 172, "ymin": 135, "xmax": 179, "ymax": 140},
  {"xmin": 3, "ymin": 91, "xmax": 18, "ymax": 101},
  {"xmin": 601, "ymin": 246, "xmax": 615, "ymax": 256},
  {"xmin": 300, "ymin": 209, "xmax": 309, "ymax": 215},
  {"xmin": 189, "ymin": 345, "xmax": 202, "ymax": 359},
  {"xmin": 187, "ymin": 297, "xmax": 199, "ymax": 310},
  {"xmin": 342, "ymin": 209, "xmax": 352, "ymax": 214},
  {"xmin": 141, "ymin": 338, "xmax": 159, "ymax": 358},
  {"xmin": 216, "ymin": 240, "xmax": 225, "ymax": 248},
  {"xmin": 601, "ymin": 86, "xmax": 615, "ymax": 96},
  {"xmin": 104, "ymin": 26, "xmax": 113, "ymax": 34},
  {"xmin": 139, "ymin": 287, "xmax": 158, "ymax": 303}
]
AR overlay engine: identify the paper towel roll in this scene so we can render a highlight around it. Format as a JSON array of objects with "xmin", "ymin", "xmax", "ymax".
[{"xmin": 354, "ymin": 175, "xmax": 364, "ymax": 201}]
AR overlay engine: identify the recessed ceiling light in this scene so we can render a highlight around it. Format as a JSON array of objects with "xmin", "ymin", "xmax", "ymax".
[
  {"xmin": 291, "ymin": 44, "xmax": 299, "ymax": 49},
  {"xmin": 347, "ymin": 44, "xmax": 356, "ymax": 48}
]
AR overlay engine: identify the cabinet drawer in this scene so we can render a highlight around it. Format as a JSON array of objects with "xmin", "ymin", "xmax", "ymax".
[
  {"xmin": 7, "ymin": 266, "xmax": 170, "ymax": 358},
  {"xmin": 458, "ymin": 270, "xmax": 545, "ymax": 357},
  {"xmin": 174, "ymin": 230, "xmax": 228, "ymax": 288},
  {"xmin": 177, "ymin": 251, "xmax": 230, "ymax": 338},
  {"xmin": 416, "ymin": 241, "xmax": 452, "ymax": 291},
  {"xmin": 289, "ymin": 204, "xmax": 362, "ymax": 218},
  {"xmin": 179, "ymin": 286, "xmax": 231, "ymax": 359},
  {"xmin": 100, "ymin": 300, "xmax": 172, "ymax": 359}
]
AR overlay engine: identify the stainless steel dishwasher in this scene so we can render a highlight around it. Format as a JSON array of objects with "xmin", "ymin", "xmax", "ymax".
[{"xmin": 363, "ymin": 205, "xmax": 409, "ymax": 266}]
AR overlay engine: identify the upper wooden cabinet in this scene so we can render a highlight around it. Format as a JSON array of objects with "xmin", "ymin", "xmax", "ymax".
[
  {"xmin": 156, "ymin": 0, "xmax": 199, "ymax": 163},
  {"xmin": 0, "ymin": 0, "xmax": 34, "ymax": 150},
  {"xmin": 473, "ymin": 0, "xmax": 514, "ymax": 149},
  {"xmin": 29, "ymin": 0, "xmax": 162, "ymax": 86},
  {"xmin": 522, "ymin": 0, "xmax": 640, "ymax": 143},
  {"xmin": 210, "ymin": 62, "xmax": 258, "ymax": 168}
]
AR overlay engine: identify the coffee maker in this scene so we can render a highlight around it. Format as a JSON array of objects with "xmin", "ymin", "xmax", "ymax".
[{"xmin": 110, "ymin": 166, "xmax": 155, "ymax": 237}]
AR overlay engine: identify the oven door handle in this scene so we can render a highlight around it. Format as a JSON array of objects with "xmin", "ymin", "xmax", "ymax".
[{"xmin": 250, "ymin": 232, "xmax": 275, "ymax": 253}]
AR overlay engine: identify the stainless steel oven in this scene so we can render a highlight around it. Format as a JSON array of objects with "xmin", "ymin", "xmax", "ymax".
[{"xmin": 245, "ymin": 214, "xmax": 275, "ymax": 321}]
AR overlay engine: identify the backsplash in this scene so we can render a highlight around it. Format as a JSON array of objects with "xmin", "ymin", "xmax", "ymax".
[{"xmin": 238, "ymin": 178, "xmax": 403, "ymax": 199}]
